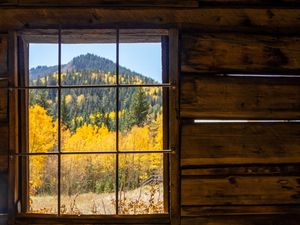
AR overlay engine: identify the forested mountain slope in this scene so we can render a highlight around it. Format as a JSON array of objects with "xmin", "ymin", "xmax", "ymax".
[{"xmin": 29, "ymin": 53, "xmax": 162, "ymax": 132}]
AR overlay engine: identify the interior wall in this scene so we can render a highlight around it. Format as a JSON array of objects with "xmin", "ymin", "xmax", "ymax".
[
  {"xmin": 180, "ymin": 31, "xmax": 300, "ymax": 224},
  {"xmin": 0, "ymin": 1, "xmax": 300, "ymax": 225},
  {"xmin": 0, "ymin": 34, "xmax": 9, "ymax": 225}
]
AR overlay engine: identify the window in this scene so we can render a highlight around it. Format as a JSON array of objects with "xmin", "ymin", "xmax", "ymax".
[{"xmin": 16, "ymin": 29, "xmax": 177, "ymax": 218}]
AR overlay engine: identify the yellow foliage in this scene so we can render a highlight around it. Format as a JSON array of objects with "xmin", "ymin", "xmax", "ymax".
[
  {"xmin": 77, "ymin": 94, "xmax": 85, "ymax": 105},
  {"xmin": 91, "ymin": 72, "xmax": 97, "ymax": 79},
  {"xmin": 29, "ymin": 105, "xmax": 57, "ymax": 193},
  {"xmin": 108, "ymin": 111, "xmax": 115, "ymax": 120},
  {"xmin": 29, "ymin": 105, "xmax": 163, "ymax": 195},
  {"xmin": 29, "ymin": 105, "xmax": 57, "ymax": 153},
  {"xmin": 62, "ymin": 123, "xmax": 115, "ymax": 151},
  {"xmin": 53, "ymin": 73, "xmax": 58, "ymax": 80},
  {"xmin": 65, "ymin": 95, "xmax": 73, "ymax": 104},
  {"xmin": 120, "ymin": 126, "xmax": 152, "ymax": 151},
  {"xmin": 154, "ymin": 113, "xmax": 163, "ymax": 150}
]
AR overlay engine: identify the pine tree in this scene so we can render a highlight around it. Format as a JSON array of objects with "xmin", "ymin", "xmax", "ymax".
[
  {"xmin": 61, "ymin": 97, "xmax": 71, "ymax": 129},
  {"xmin": 127, "ymin": 88, "xmax": 150, "ymax": 128}
]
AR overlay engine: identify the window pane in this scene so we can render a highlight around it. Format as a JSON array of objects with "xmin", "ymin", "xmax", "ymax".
[
  {"xmin": 61, "ymin": 29, "xmax": 116, "ymax": 86},
  {"xmin": 119, "ymin": 30, "xmax": 164, "ymax": 84},
  {"xmin": 118, "ymin": 153, "xmax": 164, "ymax": 214},
  {"xmin": 61, "ymin": 154, "xmax": 116, "ymax": 215},
  {"xmin": 28, "ymin": 155, "xmax": 58, "ymax": 214},
  {"xmin": 29, "ymin": 89, "xmax": 58, "ymax": 153},
  {"xmin": 119, "ymin": 87, "xmax": 163, "ymax": 151},
  {"xmin": 29, "ymin": 42, "xmax": 58, "ymax": 87},
  {"xmin": 61, "ymin": 88, "xmax": 116, "ymax": 152}
]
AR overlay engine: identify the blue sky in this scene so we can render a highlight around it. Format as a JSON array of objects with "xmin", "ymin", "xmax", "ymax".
[{"xmin": 29, "ymin": 43, "xmax": 162, "ymax": 82}]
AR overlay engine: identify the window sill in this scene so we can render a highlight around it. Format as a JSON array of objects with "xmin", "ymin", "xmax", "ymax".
[{"xmin": 15, "ymin": 213, "xmax": 170, "ymax": 224}]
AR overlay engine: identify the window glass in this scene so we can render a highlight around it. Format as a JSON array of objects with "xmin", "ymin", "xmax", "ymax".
[
  {"xmin": 26, "ymin": 29, "xmax": 168, "ymax": 216},
  {"xmin": 119, "ymin": 87, "xmax": 163, "ymax": 151},
  {"xmin": 28, "ymin": 155, "xmax": 58, "ymax": 214},
  {"xmin": 61, "ymin": 154, "xmax": 116, "ymax": 215},
  {"xmin": 29, "ymin": 43, "xmax": 58, "ymax": 87}
]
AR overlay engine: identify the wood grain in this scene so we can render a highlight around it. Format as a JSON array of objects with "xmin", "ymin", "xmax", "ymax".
[
  {"xmin": 1, "ymin": 8, "xmax": 300, "ymax": 34},
  {"xmin": 0, "ymin": 80, "xmax": 8, "ymax": 123},
  {"xmin": 0, "ymin": 216, "xmax": 8, "ymax": 225},
  {"xmin": 8, "ymin": 31, "xmax": 19, "ymax": 221},
  {"xmin": 0, "ymin": 0, "xmax": 17, "ymax": 5},
  {"xmin": 181, "ymin": 33, "xmax": 300, "ymax": 73},
  {"xmin": 181, "ymin": 176, "xmax": 300, "ymax": 205},
  {"xmin": 21, "ymin": 29, "xmax": 168, "ymax": 43},
  {"xmin": 181, "ymin": 165, "xmax": 300, "ymax": 176},
  {"xmin": 181, "ymin": 75, "xmax": 300, "ymax": 119},
  {"xmin": 0, "ymin": 35, "xmax": 7, "ymax": 76},
  {"xmin": 181, "ymin": 215, "xmax": 300, "ymax": 225},
  {"xmin": 181, "ymin": 205, "xmax": 300, "ymax": 216},
  {"xmin": 0, "ymin": 125, "xmax": 8, "ymax": 173},
  {"xmin": 181, "ymin": 122, "xmax": 300, "ymax": 166},
  {"xmin": 2, "ymin": 0, "xmax": 300, "ymax": 7},
  {"xmin": 197, "ymin": 0, "xmax": 300, "ymax": 5},
  {"xmin": 15, "ymin": 0, "xmax": 199, "ymax": 7},
  {"xmin": 14, "ymin": 215, "xmax": 170, "ymax": 224},
  {"xmin": 169, "ymin": 29, "xmax": 180, "ymax": 225},
  {"xmin": 0, "ymin": 172, "xmax": 8, "ymax": 213}
]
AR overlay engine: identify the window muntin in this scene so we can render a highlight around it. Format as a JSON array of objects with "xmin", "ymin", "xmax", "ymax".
[{"xmin": 21, "ymin": 29, "xmax": 171, "ymax": 216}]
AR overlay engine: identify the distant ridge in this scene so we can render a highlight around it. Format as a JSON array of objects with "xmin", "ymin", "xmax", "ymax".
[{"xmin": 29, "ymin": 53, "xmax": 156, "ymax": 82}]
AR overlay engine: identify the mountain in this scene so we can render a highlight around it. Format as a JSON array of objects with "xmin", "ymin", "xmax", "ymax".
[
  {"xmin": 29, "ymin": 53, "xmax": 157, "ymax": 83},
  {"xmin": 28, "ymin": 53, "xmax": 162, "ymax": 132},
  {"xmin": 30, "ymin": 65, "xmax": 59, "ymax": 80}
]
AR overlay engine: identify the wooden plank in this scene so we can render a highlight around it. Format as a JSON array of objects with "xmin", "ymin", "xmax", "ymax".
[
  {"xmin": 169, "ymin": 29, "xmax": 180, "ymax": 225},
  {"xmin": 181, "ymin": 176, "xmax": 300, "ymax": 205},
  {"xmin": 181, "ymin": 215, "xmax": 300, "ymax": 225},
  {"xmin": 0, "ymin": 125, "xmax": 8, "ymax": 173},
  {"xmin": 14, "ymin": 221, "xmax": 170, "ymax": 225},
  {"xmin": 4, "ymin": 0, "xmax": 300, "ymax": 7},
  {"xmin": 21, "ymin": 29, "xmax": 168, "ymax": 43},
  {"xmin": 17, "ymin": 0, "xmax": 198, "ymax": 7},
  {"xmin": 16, "ymin": 223, "xmax": 169, "ymax": 225},
  {"xmin": 181, "ymin": 122, "xmax": 300, "ymax": 166},
  {"xmin": 181, "ymin": 75, "xmax": 300, "ymax": 119},
  {"xmin": 181, "ymin": 165, "xmax": 300, "ymax": 176},
  {"xmin": 14, "ymin": 215, "xmax": 170, "ymax": 224},
  {"xmin": 1, "ymin": 8, "xmax": 300, "ymax": 34},
  {"xmin": 0, "ymin": 80, "xmax": 8, "ymax": 123},
  {"xmin": 0, "ymin": 0, "xmax": 17, "ymax": 5},
  {"xmin": 0, "ymin": 172, "xmax": 8, "ymax": 213},
  {"xmin": 197, "ymin": 0, "xmax": 300, "ymax": 6},
  {"xmin": 0, "ymin": 35, "xmax": 8, "ymax": 76},
  {"xmin": 0, "ymin": 215, "xmax": 8, "ymax": 225},
  {"xmin": 181, "ymin": 33, "xmax": 300, "ymax": 73},
  {"xmin": 8, "ymin": 31, "xmax": 18, "ymax": 224},
  {"xmin": 181, "ymin": 205, "xmax": 300, "ymax": 216}
]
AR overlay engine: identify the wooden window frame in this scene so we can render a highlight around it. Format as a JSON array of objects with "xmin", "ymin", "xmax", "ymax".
[{"xmin": 8, "ymin": 28, "xmax": 180, "ymax": 225}]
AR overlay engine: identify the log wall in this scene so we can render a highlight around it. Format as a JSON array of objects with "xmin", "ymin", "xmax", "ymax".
[
  {"xmin": 0, "ymin": 1, "xmax": 300, "ymax": 225},
  {"xmin": 0, "ymin": 34, "xmax": 9, "ymax": 225},
  {"xmin": 180, "ymin": 30, "xmax": 300, "ymax": 224}
]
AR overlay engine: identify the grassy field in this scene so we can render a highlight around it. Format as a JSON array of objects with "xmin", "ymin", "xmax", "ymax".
[{"xmin": 30, "ymin": 184, "xmax": 164, "ymax": 215}]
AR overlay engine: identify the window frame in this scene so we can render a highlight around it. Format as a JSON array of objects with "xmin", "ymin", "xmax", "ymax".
[{"xmin": 9, "ymin": 28, "xmax": 180, "ymax": 224}]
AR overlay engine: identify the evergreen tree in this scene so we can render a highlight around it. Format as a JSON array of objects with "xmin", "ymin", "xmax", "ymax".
[
  {"xmin": 29, "ymin": 54, "xmax": 162, "ymax": 129},
  {"xmin": 32, "ymin": 89, "xmax": 50, "ymax": 110},
  {"xmin": 127, "ymin": 88, "xmax": 150, "ymax": 128},
  {"xmin": 61, "ymin": 97, "xmax": 71, "ymax": 129}
]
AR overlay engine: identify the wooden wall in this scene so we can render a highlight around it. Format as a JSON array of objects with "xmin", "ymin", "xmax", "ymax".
[
  {"xmin": 0, "ymin": 34, "xmax": 9, "ymax": 225},
  {"xmin": 0, "ymin": 1, "xmax": 300, "ymax": 225},
  {"xmin": 180, "ymin": 31, "xmax": 300, "ymax": 224}
]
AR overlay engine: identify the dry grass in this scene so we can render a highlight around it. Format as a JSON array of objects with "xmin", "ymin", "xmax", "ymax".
[{"xmin": 30, "ymin": 184, "xmax": 164, "ymax": 215}]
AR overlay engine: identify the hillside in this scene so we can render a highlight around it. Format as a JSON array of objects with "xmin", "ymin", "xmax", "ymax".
[
  {"xmin": 30, "ymin": 53, "xmax": 157, "ymax": 84},
  {"xmin": 29, "ymin": 53, "xmax": 162, "ymax": 132}
]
